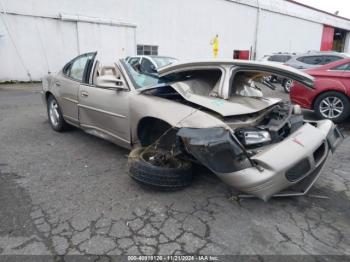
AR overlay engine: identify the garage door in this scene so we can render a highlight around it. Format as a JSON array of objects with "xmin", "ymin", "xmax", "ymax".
[{"xmin": 77, "ymin": 22, "xmax": 136, "ymax": 64}]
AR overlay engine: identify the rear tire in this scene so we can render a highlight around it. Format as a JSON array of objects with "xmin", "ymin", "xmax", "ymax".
[
  {"xmin": 47, "ymin": 95, "xmax": 69, "ymax": 132},
  {"xmin": 128, "ymin": 147, "xmax": 193, "ymax": 191},
  {"xmin": 314, "ymin": 91, "xmax": 350, "ymax": 123}
]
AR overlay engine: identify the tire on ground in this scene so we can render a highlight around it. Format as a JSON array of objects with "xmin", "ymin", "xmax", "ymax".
[
  {"xmin": 128, "ymin": 147, "xmax": 193, "ymax": 191},
  {"xmin": 47, "ymin": 95, "xmax": 69, "ymax": 132},
  {"xmin": 314, "ymin": 91, "xmax": 350, "ymax": 123}
]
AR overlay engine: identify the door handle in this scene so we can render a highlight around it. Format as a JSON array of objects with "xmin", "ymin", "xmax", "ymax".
[
  {"xmin": 81, "ymin": 91, "xmax": 89, "ymax": 97},
  {"xmin": 55, "ymin": 81, "xmax": 61, "ymax": 87}
]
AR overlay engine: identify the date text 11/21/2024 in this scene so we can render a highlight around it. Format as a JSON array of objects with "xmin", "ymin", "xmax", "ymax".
[{"xmin": 127, "ymin": 255, "xmax": 219, "ymax": 261}]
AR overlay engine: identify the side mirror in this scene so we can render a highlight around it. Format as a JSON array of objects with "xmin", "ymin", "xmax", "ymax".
[{"xmin": 96, "ymin": 75, "xmax": 128, "ymax": 91}]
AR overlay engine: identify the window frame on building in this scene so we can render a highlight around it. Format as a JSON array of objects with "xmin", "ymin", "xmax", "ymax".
[{"xmin": 137, "ymin": 45, "xmax": 158, "ymax": 56}]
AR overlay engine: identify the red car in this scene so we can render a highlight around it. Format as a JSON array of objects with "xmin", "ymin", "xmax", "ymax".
[{"xmin": 290, "ymin": 58, "xmax": 350, "ymax": 123}]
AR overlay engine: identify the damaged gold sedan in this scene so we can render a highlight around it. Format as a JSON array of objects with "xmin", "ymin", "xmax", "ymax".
[{"xmin": 42, "ymin": 52, "xmax": 343, "ymax": 201}]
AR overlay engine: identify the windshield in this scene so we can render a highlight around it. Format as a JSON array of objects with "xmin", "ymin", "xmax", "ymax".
[
  {"xmin": 152, "ymin": 57, "xmax": 177, "ymax": 68},
  {"xmin": 122, "ymin": 60, "xmax": 164, "ymax": 89}
]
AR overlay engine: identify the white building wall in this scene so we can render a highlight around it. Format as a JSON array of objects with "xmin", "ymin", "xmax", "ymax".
[
  {"xmin": 0, "ymin": 12, "xmax": 136, "ymax": 81},
  {"xmin": 1, "ymin": 0, "xmax": 350, "ymax": 81},
  {"xmin": 0, "ymin": 14, "xmax": 79, "ymax": 81},
  {"xmin": 256, "ymin": 10, "xmax": 324, "ymax": 59},
  {"xmin": 130, "ymin": 0, "xmax": 258, "ymax": 60}
]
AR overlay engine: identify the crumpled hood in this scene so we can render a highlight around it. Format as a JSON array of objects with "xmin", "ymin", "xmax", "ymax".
[{"xmin": 170, "ymin": 82, "xmax": 281, "ymax": 116}]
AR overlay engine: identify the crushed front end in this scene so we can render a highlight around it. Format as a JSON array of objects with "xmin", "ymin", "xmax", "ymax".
[{"xmin": 177, "ymin": 103, "xmax": 343, "ymax": 201}]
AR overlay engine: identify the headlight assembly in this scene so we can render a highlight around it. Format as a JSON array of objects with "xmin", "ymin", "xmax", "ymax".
[{"xmin": 236, "ymin": 129, "xmax": 271, "ymax": 146}]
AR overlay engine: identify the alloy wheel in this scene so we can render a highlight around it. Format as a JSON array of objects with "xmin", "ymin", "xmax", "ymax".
[
  {"xmin": 49, "ymin": 99, "xmax": 60, "ymax": 127},
  {"xmin": 319, "ymin": 96, "xmax": 344, "ymax": 119},
  {"xmin": 284, "ymin": 79, "xmax": 293, "ymax": 92}
]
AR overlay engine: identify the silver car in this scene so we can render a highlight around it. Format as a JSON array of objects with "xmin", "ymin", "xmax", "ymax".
[
  {"xmin": 125, "ymin": 55, "xmax": 178, "ymax": 74},
  {"xmin": 285, "ymin": 51, "xmax": 349, "ymax": 70},
  {"xmin": 42, "ymin": 52, "xmax": 343, "ymax": 201}
]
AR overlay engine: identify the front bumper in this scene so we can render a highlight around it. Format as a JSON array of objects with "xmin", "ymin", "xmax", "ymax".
[{"xmin": 179, "ymin": 120, "xmax": 343, "ymax": 201}]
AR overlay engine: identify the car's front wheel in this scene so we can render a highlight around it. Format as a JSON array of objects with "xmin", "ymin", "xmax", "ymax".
[
  {"xmin": 128, "ymin": 147, "xmax": 193, "ymax": 191},
  {"xmin": 314, "ymin": 91, "xmax": 350, "ymax": 123},
  {"xmin": 47, "ymin": 95, "xmax": 68, "ymax": 132}
]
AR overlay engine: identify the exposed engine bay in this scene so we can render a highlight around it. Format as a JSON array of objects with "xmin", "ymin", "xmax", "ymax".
[{"xmin": 235, "ymin": 102, "xmax": 304, "ymax": 148}]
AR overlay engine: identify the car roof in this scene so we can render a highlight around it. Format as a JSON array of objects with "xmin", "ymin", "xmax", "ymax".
[
  {"xmin": 296, "ymin": 51, "xmax": 349, "ymax": 58},
  {"xmin": 264, "ymin": 53, "xmax": 296, "ymax": 56}
]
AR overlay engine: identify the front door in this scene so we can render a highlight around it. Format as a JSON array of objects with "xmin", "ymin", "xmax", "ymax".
[{"xmin": 78, "ymin": 71, "xmax": 131, "ymax": 149}]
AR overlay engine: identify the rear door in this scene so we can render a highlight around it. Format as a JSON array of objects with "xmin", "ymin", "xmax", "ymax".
[
  {"xmin": 57, "ymin": 52, "xmax": 96, "ymax": 125},
  {"xmin": 333, "ymin": 62, "xmax": 350, "ymax": 92}
]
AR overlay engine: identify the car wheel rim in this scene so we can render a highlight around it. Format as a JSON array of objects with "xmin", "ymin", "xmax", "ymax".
[
  {"xmin": 319, "ymin": 97, "xmax": 344, "ymax": 119},
  {"xmin": 285, "ymin": 80, "xmax": 292, "ymax": 92},
  {"xmin": 141, "ymin": 150, "xmax": 183, "ymax": 169},
  {"xmin": 49, "ymin": 100, "xmax": 60, "ymax": 126}
]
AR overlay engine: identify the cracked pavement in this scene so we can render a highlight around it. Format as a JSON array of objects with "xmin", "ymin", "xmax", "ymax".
[{"xmin": 0, "ymin": 83, "xmax": 349, "ymax": 257}]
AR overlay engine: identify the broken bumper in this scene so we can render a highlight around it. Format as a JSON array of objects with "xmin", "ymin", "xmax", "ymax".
[{"xmin": 179, "ymin": 120, "xmax": 343, "ymax": 201}]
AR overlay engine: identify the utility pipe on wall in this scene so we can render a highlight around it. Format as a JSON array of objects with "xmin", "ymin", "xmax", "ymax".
[{"xmin": 253, "ymin": 0, "xmax": 261, "ymax": 60}]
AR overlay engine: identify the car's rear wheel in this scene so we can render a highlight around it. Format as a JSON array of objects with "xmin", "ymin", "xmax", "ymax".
[
  {"xmin": 47, "ymin": 95, "xmax": 68, "ymax": 132},
  {"xmin": 314, "ymin": 91, "xmax": 350, "ymax": 123},
  {"xmin": 128, "ymin": 147, "xmax": 193, "ymax": 191},
  {"xmin": 283, "ymin": 79, "xmax": 293, "ymax": 93}
]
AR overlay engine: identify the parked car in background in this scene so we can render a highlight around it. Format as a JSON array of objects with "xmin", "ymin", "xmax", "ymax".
[
  {"xmin": 42, "ymin": 52, "xmax": 343, "ymax": 201},
  {"xmin": 290, "ymin": 58, "xmax": 350, "ymax": 123},
  {"xmin": 285, "ymin": 51, "xmax": 349, "ymax": 70},
  {"xmin": 259, "ymin": 53, "xmax": 296, "ymax": 93},
  {"xmin": 125, "ymin": 55, "xmax": 178, "ymax": 74},
  {"xmin": 261, "ymin": 51, "xmax": 350, "ymax": 93},
  {"xmin": 260, "ymin": 53, "xmax": 296, "ymax": 64}
]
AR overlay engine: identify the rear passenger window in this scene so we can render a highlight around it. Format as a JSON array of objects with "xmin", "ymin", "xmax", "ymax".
[
  {"xmin": 297, "ymin": 56, "xmax": 323, "ymax": 65},
  {"xmin": 331, "ymin": 63, "xmax": 350, "ymax": 71},
  {"xmin": 268, "ymin": 55, "xmax": 292, "ymax": 63},
  {"xmin": 322, "ymin": 56, "xmax": 342, "ymax": 65},
  {"xmin": 63, "ymin": 53, "xmax": 94, "ymax": 82},
  {"xmin": 69, "ymin": 56, "xmax": 90, "ymax": 81}
]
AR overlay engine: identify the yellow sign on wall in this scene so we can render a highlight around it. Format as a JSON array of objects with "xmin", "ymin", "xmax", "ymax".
[{"xmin": 211, "ymin": 34, "xmax": 219, "ymax": 58}]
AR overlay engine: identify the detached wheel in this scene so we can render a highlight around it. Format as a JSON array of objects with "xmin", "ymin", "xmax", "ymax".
[
  {"xmin": 128, "ymin": 148, "xmax": 193, "ymax": 191},
  {"xmin": 47, "ymin": 95, "xmax": 68, "ymax": 132},
  {"xmin": 314, "ymin": 91, "xmax": 350, "ymax": 123},
  {"xmin": 283, "ymin": 79, "xmax": 293, "ymax": 93}
]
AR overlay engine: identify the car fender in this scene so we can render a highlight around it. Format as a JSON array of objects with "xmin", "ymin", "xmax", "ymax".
[
  {"xmin": 42, "ymin": 74, "xmax": 60, "ymax": 103},
  {"xmin": 312, "ymin": 78, "xmax": 349, "ymax": 107},
  {"xmin": 129, "ymin": 94, "xmax": 229, "ymax": 144}
]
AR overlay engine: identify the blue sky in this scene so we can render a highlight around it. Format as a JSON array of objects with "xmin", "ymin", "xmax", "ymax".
[{"xmin": 294, "ymin": 0, "xmax": 350, "ymax": 19}]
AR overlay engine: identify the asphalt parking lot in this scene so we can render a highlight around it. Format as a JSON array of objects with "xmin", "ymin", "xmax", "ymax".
[{"xmin": 0, "ymin": 83, "xmax": 349, "ymax": 259}]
